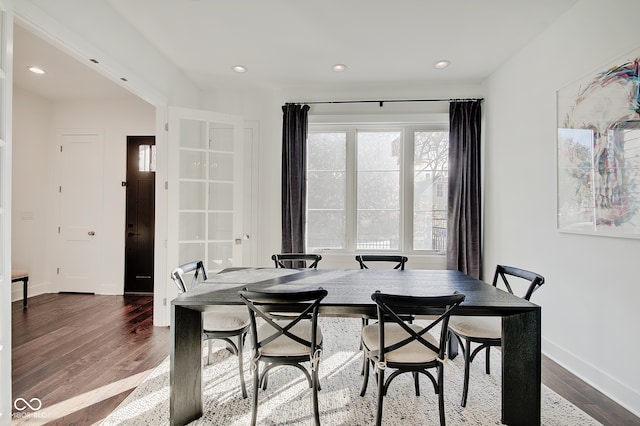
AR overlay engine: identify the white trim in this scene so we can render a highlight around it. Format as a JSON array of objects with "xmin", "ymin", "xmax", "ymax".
[
  {"xmin": 153, "ymin": 106, "xmax": 169, "ymax": 326},
  {"xmin": 543, "ymin": 336, "xmax": 640, "ymax": 418},
  {"xmin": 1, "ymin": 1, "xmax": 13, "ymax": 422}
]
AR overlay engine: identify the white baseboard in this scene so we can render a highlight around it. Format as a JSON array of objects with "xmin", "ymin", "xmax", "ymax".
[
  {"xmin": 543, "ymin": 336, "xmax": 640, "ymax": 417},
  {"xmin": 11, "ymin": 281, "xmax": 49, "ymax": 303}
]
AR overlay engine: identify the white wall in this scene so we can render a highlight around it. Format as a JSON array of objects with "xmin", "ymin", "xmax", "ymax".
[
  {"xmin": 12, "ymin": 88, "xmax": 155, "ymax": 299},
  {"xmin": 484, "ymin": 0, "xmax": 640, "ymax": 415},
  {"xmin": 11, "ymin": 87, "xmax": 51, "ymax": 300}
]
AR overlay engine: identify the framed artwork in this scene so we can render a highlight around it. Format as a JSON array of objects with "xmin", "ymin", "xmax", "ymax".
[{"xmin": 557, "ymin": 48, "xmax": 640, "ymax": 238}]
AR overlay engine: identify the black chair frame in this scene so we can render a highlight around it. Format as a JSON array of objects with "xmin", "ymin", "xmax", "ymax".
[
  {"xmin": 355, "ymin": 254, "xmax": 408, "ymax": 270},
  {"xmin": 356, "ymin": 254, "xmax": 412, "ymax": 372},
  {"xmin": 171, "ymin": 260, "xmax": 208, "ymax": 292},
  {"xmin": 238, "ymin": 288, "xmax": 328, "ymax": 426},
  {"xmin": 361, "ymin": 291, "xmax": 465, "ymax": 426},
  {"xmin": 171, "ymin": 260, "xmax": 249, "ymax": 398},
  {"xmin": 448, "ymin": 264, "xmax": 545, "ymax": 407},
  {"xmin": 272, "ymin": 253, "xmax": 322, "ymax": 269}
]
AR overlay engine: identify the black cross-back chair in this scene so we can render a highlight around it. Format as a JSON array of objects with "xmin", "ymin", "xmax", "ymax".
[
  {"xmin": 238, "ymin": 288, "xmax": 328, "ymax": 426},
  {"xmin": 171, "ymin": 260, "xmax": 250, "ymax": 398},
  {"xmin": 355, "ymin": 255, "xmax": 412, "ymax": 371},
  {"xmin": 355, "ymin": 254, "xmax": 408, "ymax": 270},
  {"xmin": 355, "ymin": 255, "xmax": 410, "ymax": 328},
  {"xmin": 360, "ymin": 291, "xmax": 466, "ymax": 426},
  {"xmin": 272, "ymin": 253, "xmax": 322, "ymax": 269},
  {"xmin": 448, "ymin": 264, "xmax": 545, "ymax": 407}
]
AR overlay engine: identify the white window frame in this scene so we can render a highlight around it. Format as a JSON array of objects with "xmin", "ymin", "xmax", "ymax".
[{"xmin": 307, "ymin": 114, "xmax": 448, "ymax": 255}]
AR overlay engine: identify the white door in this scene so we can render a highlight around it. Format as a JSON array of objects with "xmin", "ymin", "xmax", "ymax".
[
  {"xmin": 167, "ymin": 108, "xmax": 245, "ymax": 275},
  {"xmin": 57, "ymin": 131, "xmax": 103, "ymax": 293}
]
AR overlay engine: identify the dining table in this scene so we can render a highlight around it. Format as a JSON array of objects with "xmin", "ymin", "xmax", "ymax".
[{"xmin": 170, "ymin": 267, "xmax": 541, "ymax": 425}]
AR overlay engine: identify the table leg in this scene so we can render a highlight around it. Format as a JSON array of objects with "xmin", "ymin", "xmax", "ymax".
[
  {"xmin": 502, "ymin": 309, "xmax": 541, "ymax": 425},
  {"xmin": 171, "ymin": 305, "xmax": 203, "ymax": 425}
]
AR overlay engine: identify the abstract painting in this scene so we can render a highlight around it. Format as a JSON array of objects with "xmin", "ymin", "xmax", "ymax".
[{"xmin": 557, "ymin": 48, "xmax": 640, "ymax": 238}]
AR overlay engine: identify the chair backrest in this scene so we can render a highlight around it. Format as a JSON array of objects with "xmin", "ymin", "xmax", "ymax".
[
  {"xmin": 355, "ymin": 255, "xmax": 408, "ymax": 270},
  {"xmin": 170, "ymin": 260, "xmax": 208, "ymax": 293},
  {"xmin": 372, "ymin": 291, "xmax": 465, "ymax": 360},
  {"xmin": 492, "ymin": 264, "xmax": 545, "ymax": 301},
  {"xmin": 271, "ymin": 253, "xmax": 322, "ymax": 269},
  {"xmin": 238, "ymin": 288, "xmax": 328, "ymax": 354}
]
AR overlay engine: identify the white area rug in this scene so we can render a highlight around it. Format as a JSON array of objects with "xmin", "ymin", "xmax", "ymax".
[{"xmin": 102, "ymin": 318, "xmax": 600, "ymax": 425}]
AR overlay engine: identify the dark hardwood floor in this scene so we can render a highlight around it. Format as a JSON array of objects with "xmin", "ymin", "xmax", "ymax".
[
  {"xmin": 11, "ymin": 293, "xmax": 170, "ymax": 426},
  {"xmin": 11, "ymin": 294, "xmax": 639, "ymax": 425}
]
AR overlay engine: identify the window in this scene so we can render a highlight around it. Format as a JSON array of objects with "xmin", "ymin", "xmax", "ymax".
[
  {"xmin": 139, "ymin": 145, "xmax": 156, "ymax": 172},
  {"xmin": 307, "ymin": 122, "xmax": 448, "ymax": 254}
]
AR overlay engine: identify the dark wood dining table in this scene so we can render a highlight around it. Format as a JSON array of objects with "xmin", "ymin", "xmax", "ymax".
[{"xmin": 170, "ymin": 268, "xmax": 541, "ymax": 425}]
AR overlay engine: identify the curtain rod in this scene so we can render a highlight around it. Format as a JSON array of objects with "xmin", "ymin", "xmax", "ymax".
[{"xmin": 286, "ymin": 98, "xmax": 483, "ymax": 107}]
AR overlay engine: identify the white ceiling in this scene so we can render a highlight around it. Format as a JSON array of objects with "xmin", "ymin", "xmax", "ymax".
[
  {"xmin": 13, "ymin": 24, "xmax": 135, "ymax": 101},
  {"xmin": 14, "ymin": 0, "xmax": 578, "ymax": 100}
]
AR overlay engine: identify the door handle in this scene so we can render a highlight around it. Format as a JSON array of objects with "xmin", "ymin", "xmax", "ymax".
[
  {"xmin": 127, "ymin": 232, "xmax": 140, "ymax": 237},
  {"xmin": 88, "ymin": 231, "xmax": 95, "ymax": 236}
]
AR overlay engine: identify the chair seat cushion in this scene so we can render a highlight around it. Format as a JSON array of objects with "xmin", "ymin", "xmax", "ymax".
[
  {"xmin": 448, "ymin": 316, "xmax": 501, "ymax": 339},
  {"xmin": 362, "ymin": 323, "xmax": 439, "ymax": 364},
  {"xmin": 258, "ymin": 320, "xmax": 323, "ymax": 357},
  {"xmin": 203, "ymin": 306, "xmax": 250, "ymax": 332}
]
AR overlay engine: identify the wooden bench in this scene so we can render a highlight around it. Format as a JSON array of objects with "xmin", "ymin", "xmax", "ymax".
[{"xmin": 11, "ymin": 269, "xmax": 29, "ymax": 308}]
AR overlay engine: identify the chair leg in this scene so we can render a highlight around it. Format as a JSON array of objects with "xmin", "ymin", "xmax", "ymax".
[
  {"xmin": 238, "ymin": 333, "xmax": 247, "ymax": 398},
  {"xmin": 250, "ymin": 360, "xmax": 260, "ymax": 426},
  {"xmin": 312, "ymin": 361, "xmax": 321, "ymax": 426},
  {"xmin": 413, "ymin": 371, "xmax": 420, "ymax": 396},
  {"xmin": 261, "ymin": 368, "xmax": 269, "ymax": 390},
  {"xmin": 461, "ymin": 338, "xmax": 471, "ymax": 407},
  {"xmin": 485, "ymin": 347, "xmax": 491, "ymax": 375},
  {"xmin": 438, "ymin": 366, "xmax": 446, "ymax": 426},
  {"xmin": 207, "ymin": 339, "xmax": 213, "ymax": 365},
  {"xmin": 375, "ymin": 369, "xmax": 385, "ymax": 426},
  {"xmin": 360, "ymin": 317, "xmax": 367, "ymax": 375},
  {"xmin": 360, "ymin": 352, "xmax": 370, "ymax": 396}
]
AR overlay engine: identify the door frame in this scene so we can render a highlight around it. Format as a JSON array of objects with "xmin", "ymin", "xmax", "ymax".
[{"xmin": 0, "ymin": 0, "xmax": 13, "ymax": 418}]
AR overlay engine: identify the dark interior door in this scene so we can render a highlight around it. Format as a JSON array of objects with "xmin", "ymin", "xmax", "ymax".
[{"xmin": 124, "ymin": 136, "xmax": 156, "ymax": 293}]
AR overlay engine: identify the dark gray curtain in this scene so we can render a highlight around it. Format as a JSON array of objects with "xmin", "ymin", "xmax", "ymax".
[
  {"xmin": 281, "ymin": 103, "xmax": 310, "ymax": 254},
  {"xmin": 447, "ymin": 100, "xmax": 482, "ymax": 278}
]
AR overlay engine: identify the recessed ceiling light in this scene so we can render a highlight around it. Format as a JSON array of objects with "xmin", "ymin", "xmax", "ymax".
[
  {"xmin": 332, "ymin": 64, "xmax": 347, "ymax": 72},
  {"xmin": 28, "ymin": 66, "xmax": 45, "ymax": 74},
  {"xmin": 232, "ymin": 65, "xmax": 247, "ymax": 73},
  {"xmin": 434, "ymin": 60, "xmax": 450, "ymax": 69}
]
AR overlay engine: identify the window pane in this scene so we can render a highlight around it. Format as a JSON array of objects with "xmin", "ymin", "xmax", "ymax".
[
  {"xmin": 307, "ymin": 132, "xmax": 346, "ymax": 249},
  {"xmin": 357, "ymin": 210, "xmax": 400, "ymax": 249},
  {"xmin": 307, "ymin": 210, "xmax": 345, "ymax": 249},
  {"xmin": 357, "ymin": 131, "xmax": 401, "ymax": 249},
  {"xmin": 414, "ymin": 131, "xmax": 448, "ymax": 251},
  {"xmin": 138, "ymin": 145, "xmax": 156, "ymax": 172}
]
